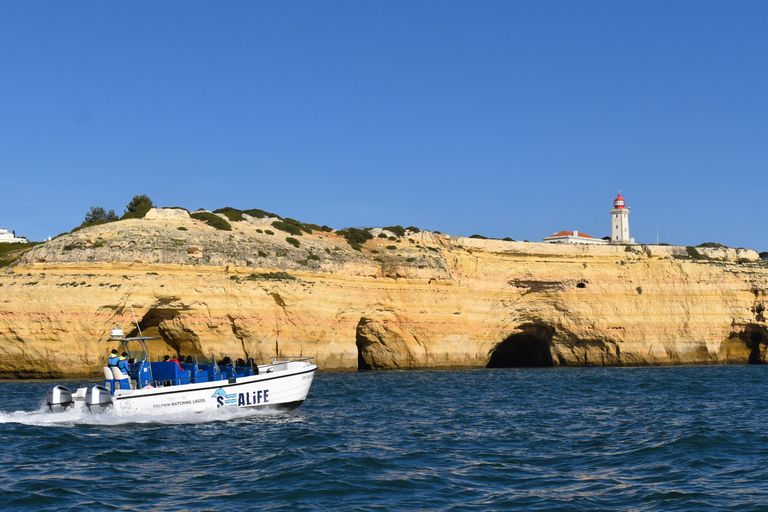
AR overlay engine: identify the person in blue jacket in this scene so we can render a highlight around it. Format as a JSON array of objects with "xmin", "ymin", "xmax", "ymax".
[
  {"xmin": 117, "ymin": 352, "xmax": 131, "ymax": 374},
  {"xmin": 107, "ymin": 349, "xmax": 119, "ymax": 368}
]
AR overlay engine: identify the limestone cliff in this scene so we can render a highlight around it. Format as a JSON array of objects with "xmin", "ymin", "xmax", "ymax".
[{"xmin": 1, "ymin": 209, "xmax": 766, "ymax": 378}]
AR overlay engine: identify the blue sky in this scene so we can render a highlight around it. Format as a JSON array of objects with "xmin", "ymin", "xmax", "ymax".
[{"xmin": 1, "ymin": 2, "xmax": 766, "ymax": 249}]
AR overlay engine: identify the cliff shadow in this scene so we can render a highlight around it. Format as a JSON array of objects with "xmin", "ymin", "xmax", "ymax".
[
  {"xmin": 731, "ymin": 323, "xmax": 768, "ymax": 364},
  {"xmin": 487, "ymin": 323, "xmax": 555, "ymax": 368},
  {"xmin": 126, "ymin": 307, "xmax": 200, "ymax": 359},
  {"xmin": 356, "ymin": 317, "xmax": 414, "ymax": 371}
]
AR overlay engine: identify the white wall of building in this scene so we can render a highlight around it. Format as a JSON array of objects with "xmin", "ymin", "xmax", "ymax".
[{"xmin": 0, "ymin": 228, "xmax": 28, "ymax": 243}]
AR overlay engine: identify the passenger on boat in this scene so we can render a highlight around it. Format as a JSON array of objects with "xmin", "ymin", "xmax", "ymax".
[
  {"xmin": 107, "ymin": 349, "xmax": 119, "ymax": 368},
  {"xmin": 164, "ymin": 354, "xmax": 183, "ymax": 371},
  {"xmin": 185, "ymin": 355, "xmax": 194, "ymax": 363},
  {"xmin": 118, "ymin": 352, "xmax": 131, "ymax": 373}
]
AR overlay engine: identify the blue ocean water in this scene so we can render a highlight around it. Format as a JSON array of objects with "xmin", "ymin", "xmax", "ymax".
[{"xmin": 2, "ymin": 366, "xmax": 768, "ymax": 511}]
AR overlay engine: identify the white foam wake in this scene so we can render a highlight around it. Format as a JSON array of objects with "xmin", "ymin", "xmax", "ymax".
[{"xmin": 0, "ymin": 402, "xmax": 290, "ymax": 427}]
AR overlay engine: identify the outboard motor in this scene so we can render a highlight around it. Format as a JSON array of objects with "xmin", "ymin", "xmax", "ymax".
[
  {"xmin": 85, "ymin": 385, "xmax": 113, "ymax": 413},
  {"xmin": 46, "ymin": 385, "xmax": 73, "ymax": 413}
]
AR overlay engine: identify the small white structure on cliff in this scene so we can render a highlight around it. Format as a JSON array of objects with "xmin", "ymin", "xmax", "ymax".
[
  {"xmin": 610, "ymin": 192, "xmax": 634, "ymax": 244},
  {"xmin": 0, "ymin": 228, "xmax": 27, "ymax": 243},
  {"xmin": 543, "ymin": 230, "xmax": 607, "ymax": 245}
]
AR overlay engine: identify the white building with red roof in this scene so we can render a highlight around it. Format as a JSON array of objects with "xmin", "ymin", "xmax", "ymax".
[{"xmin": 543, "ymin": 230, "xmax": 608, "ymax": 245}]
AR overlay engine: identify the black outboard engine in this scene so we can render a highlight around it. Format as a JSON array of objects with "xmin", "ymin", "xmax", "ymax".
[
  {"xmin": 85, "ymin": 385, "xmax": 113, "ymax": 413},
  {"xmin": 46, "ymin": 385, "xmax": 74, "ymax": 413}
]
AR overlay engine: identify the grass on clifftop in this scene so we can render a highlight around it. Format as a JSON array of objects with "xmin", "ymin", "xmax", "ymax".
[
  {"xmin": 0, "ymin": 243, "xmax": 40, "ymax": 268},
  {"xmin": 190, "ymin": 211, "xmax": 232, "ymax": 231},
  {"xmin": 271, "ymin": 218, "xmax": 332, "ymax": 236},
  {"xmin": 213, "ymin": 207, "xmax": 245, "ymax": 222},
  {"xmin": 336, "ymin": 227, "xmax": 374, "ymax": 251}
]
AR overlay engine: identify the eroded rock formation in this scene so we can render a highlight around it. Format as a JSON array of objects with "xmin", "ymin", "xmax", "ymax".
[{"xmin": 0, "ymin": 209, "xmax": 766, "ymax": 377}]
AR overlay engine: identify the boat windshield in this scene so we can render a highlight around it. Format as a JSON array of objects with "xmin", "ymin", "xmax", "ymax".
[{"xmin": 118, "ymin": 339, "xmax": 150, "ymax": 363}]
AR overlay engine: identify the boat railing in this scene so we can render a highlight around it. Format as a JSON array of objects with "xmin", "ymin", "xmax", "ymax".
[
  {"xmin": 264, "ymin": 355, "xmax": 315, "ymax": 364},
  {"xmin": 113, "ymin": 354, "xmax": 315, "ymax": 391}
]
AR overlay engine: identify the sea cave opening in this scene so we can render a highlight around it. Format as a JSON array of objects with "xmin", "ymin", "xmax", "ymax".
[
  {"xmin": 124, "ymin": 308, "xmax": 186, "ymax": 358},
  {"xmin": 355, "ymin": 318, "xmax": 374, "ymax": 371},
  {"xmin": 487, "ymin": 323, "xmax": 555, "ymax": 368},
  {"xmin": 738, "ymin": 324, "xmax": 768, "ymax": 364}
]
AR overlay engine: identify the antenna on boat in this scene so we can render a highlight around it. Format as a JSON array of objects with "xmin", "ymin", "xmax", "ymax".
[{"xmin": 130, "ymin": 305, "xmax": 143, "ymax": 338}]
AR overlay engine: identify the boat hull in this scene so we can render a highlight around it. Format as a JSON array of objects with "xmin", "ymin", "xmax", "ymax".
[
  {"xmin": 112, "ymin": 365, "xmax": 317, "ymax": 414},
  {"xmin": 107, "ymin": 361, "xmax": 316, "ymax": 415}
]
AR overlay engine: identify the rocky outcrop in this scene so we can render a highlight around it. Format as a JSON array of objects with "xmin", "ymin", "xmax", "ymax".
[{"xmin": 0, "ymin": 209, "xmax": 766, "ymax": 377}]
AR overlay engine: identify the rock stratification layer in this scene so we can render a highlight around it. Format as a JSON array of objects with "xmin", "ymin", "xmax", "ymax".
[{"xmin": 1, "ymin": 210, "xmax": 766, "ymax": 377}]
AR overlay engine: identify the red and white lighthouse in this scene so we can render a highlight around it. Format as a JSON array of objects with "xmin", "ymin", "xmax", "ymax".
[{"xmin": 610, "ymin": 192, "xmax": 633, "ymax": 243}]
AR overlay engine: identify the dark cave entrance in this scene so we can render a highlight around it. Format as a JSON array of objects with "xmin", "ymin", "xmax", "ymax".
[
  {"xmin": 125, "ymin": 308, "xmax": 180, "ymax": 338},
  {"xmin": 487, "ymin": 323, "xmax": 555, "ymax": 368},
  {"xmin": 356, "ymin": 318, "xmax": 374, "ymax": 371},
  {"xmin": 124, "ymin": 308, "xmax": 186, "ymax": 358},
  {"xmin": 737, "ymin": 324, "xmax": 768, "ymax": 364}
]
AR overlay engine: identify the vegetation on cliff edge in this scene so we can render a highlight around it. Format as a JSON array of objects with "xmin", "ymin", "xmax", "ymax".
[
  {"xmin": 121, "ymin": 194, "xmax": 155, "ymax": 220},
  {"xmin": 190, "ymin": 211, "xmax": 232, "ymax": 231},
  {"xmin": 0, "ymin": 243, "xmax": 39, "ymax": 268}
]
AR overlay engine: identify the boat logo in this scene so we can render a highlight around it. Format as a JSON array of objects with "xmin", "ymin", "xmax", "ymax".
[{"xmin": 212, "ymin": 388, "xmax": 237, "ymax": 408}]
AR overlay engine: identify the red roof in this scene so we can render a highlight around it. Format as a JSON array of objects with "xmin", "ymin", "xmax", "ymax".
[
  {"xmin": 548, "ymin": 231, "xmax": 598, "ymax": 239},
  {"xmin": 613, "ymin": 193, "xmax": 626, "ymax": 209}
]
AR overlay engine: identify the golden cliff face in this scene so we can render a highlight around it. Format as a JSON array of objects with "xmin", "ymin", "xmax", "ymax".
[{"xmin": 1, "ymin": 210, "xmax": 766, "ymax": 377}]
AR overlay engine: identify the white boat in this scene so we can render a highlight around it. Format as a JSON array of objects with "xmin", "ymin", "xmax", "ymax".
[{"xmin": 45, "ymin": 323, "xmax": 317, "ymax": 416}]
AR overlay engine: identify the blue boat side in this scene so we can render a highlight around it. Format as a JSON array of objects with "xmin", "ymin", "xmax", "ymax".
[{"xmin": 103, "ymin": 361, "xmax": 259, "ymax": 394}]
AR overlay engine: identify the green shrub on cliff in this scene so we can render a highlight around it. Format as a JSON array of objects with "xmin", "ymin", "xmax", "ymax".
[
  {"xmin": 286, "ymin": 237, "xmax": 300, "ymax": 248},
  {"xmin": 272, "ymin": 218, "xmax": 320, "ymax": 236},
  {"xmin": 190, "ymin": 211, "xmax": 232, "ymax": 231},
  {"xmin": 383, "ymin": 226, "xmax": 405, "ymax": 237},
  {"xmin": 685, "ymin": 246, "xmax": 705, "ymax": 260},
  {"xmin": 272, "ymin": 218, "xmax": 303, "ymax": 236},
  {"xmin": 243, "ymin": 271, "xmax": 295, "ymax": 281},
  {"xmin": 81, "ymin": 206, "xmax": 118, "ymax": 227},
  {"xmin": 121, "ymin": 194, "xmax": 154, "ymax": 220},
  {"xmin": 337, "ymin": 228, "xmax": 374, "ymax": 248},
  {"xmin": 243, "ymin": 208, "xmax": 281, "ymax": 219},
  {"xmin": 214, "ymin": 207, "xmax": 245, "ymax": 222},
  {"xmin": 0, "ymin": 242, "xmax": 37, "ymax": 268}
]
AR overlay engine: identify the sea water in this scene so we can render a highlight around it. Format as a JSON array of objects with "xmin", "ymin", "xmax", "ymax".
[{"xmin": 2, "ymin": 366, "xmax": 768, "ymax": 511}]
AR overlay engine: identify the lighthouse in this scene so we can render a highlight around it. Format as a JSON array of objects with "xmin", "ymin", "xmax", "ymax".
[{"xmin": 610, "ymin": 192, "xmax": 634, "ymax": 244}]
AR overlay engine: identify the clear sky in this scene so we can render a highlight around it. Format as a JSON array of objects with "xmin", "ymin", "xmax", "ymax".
[{"xmin": 1, "ymin": 1, "xmax": 766, "ymax": 249}]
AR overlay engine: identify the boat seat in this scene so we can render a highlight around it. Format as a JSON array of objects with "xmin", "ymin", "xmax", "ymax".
[
  {"xmin": 149, "ymin": 362, "xmax": 191, "ymax": 386},
  {"xmin": 111, "ymin": 367, "xmax": 132, "ymax": 390},
  {"xmin": 103, "ymin": 367, "xmax": 116, "ymax": 393}
]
